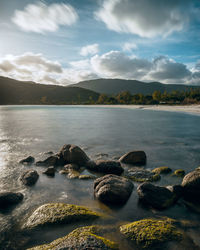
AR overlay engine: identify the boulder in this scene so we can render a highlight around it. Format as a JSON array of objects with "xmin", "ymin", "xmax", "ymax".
[
  {"xmin": 19, "ymin": 156, "xmax": 35, "ymax": 165},
  {"xmin": 120, "ymin": 218, "xmax": 182, "ymax": 249},
  {"xmin": 20, "ymin": 170, "xmax": 39, "ymax": 186},
  {"xmin": 137, "ymin": 183, "xmax": 181, "ymax": 209},
  {"xmin": 94, "ymin": 174, "xmax": 134, "ymax": 205},
  {"xmin": 22, "ymin": 203, "xmax": 103, "ymax": 230},
  {"xmin": 119, "ymin": 151, "xmax": 146, "ymax": 165},
  {"xmin": 42, "ymin": 167, "xmax": 56, "ymax": 176},
  {"xmin": 27, "ymin": 225, "xmax": 118, "ymax": 250},
  {"xmin": 173, "ymin": 169, "xmax": 185, "ymax": 177},
  {"xmin": 152, "ymin": 166, "xmax": 172, "ymax": 174},
  {"xmin": 0, "ymin": 192, "xmax": 23, "ymax": 208},
  {"xmin": 36, "ymin": 155, "xmax": 64, "ymax": 167},
  {"xmin": 59, "ymin": 144, "xmax": 90, "ymax": 166},
  {"xmin": 64, "ymin": 163, "xmax": 80, "ymax": 171},
  {"xmin": 127, "ymin": 169, "xmax": 160, "ymax": 182},
  {"xmin": 86, "ymin": 160, "xmax": 124, "ymax": 175},
  {"xmin": 182, "ymin": 169, "xmax": 200, "ymax": 203}
]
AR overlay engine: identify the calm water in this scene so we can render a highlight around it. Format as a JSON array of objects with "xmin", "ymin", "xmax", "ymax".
[{"xmin": 0, "ymin": 105, "xmax": 200, "ymax": 249}]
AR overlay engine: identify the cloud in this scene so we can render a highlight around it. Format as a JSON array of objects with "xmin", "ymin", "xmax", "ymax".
[
  {"xmin": 123, "ymin": 42, "xmax": 137, "ymax": 51},
  {"xmin": 95, "ymin": 0, "xmax": 192, "ymax": 38},
  {"xmin": 80, "ymin": 44, "xmax": 99, "ymax": 56},
  {"xmin": 12, "ymin": 2, "xmax": 78, "ymax": 33}
]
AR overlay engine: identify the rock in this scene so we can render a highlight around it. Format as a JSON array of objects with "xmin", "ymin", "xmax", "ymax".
[
  {"xmin": 94, "ymin": 174, "xmax": 134, "ymax": 205},
  {"xmin": 0, "ymin": 192, "xmax": 23, "ymax": 208},
  {"xmin": 22, "ymin": 203, "xmax": 103, "ymax": 230},
  {"xmin": 137, "ymin": 183, "xmax": 181, "ymax": 209},
  {"xmin": 20, "ymin": 170, "xmax": 39, "ymax": 186},
  {"xmin": 36, "ymin": 155, "xmax": 64, "ymax": 167},
  {"xmin": 182, "ymin": 169, "xmax": 200, "ymax": 203},
  {"xmin": 64, "ymin": 163, "xmax": 80, "ymax": 171},
  {"xmin": 119, "ymin": 151, "xmax": 146, "ymax": 165},
  {"xmin": 173, "ymin": 169, "xmax": 185, "ymax": 177},
  {"xmin": 42, "ymin": 167, "xmax": 56, "ymax": 176},
  {"xmin": 152, "ymin": 166, "xmax": 172, "ymax": 174},
  {"xmin": 86, "ymin": 160, "xmax": 124, "ymax": 175},
  {"xmin": 59, "ymin": 144, "xmax": 90, "ymax": 166},
  {"xmin": 44, "ymin": 151, "xmax": 53, "ymax": 155},
  {"xmin": 127, "ymin": 169, "xmax": 160, "ymax": 182},
  {"xmin": 27, "ymin": 225, "xmax": 118, "ymax": 250},
  {"xmin": 59, "ymin": 170, "xmax": 68, "ymax": 175},
  {"xmin": 120, "ymin": 218, "xmax": 182, "ymax": 249},
  {"xmin": 19, "ymin": 156, "xmax": 35, "ymax": 165},
  {"xmin": 67, "ymin": 170, "xmax": 80, "ymax": 179},
  {"xmin": 79, "ymin": 175, "xmax": 95, "ymax": 180}
]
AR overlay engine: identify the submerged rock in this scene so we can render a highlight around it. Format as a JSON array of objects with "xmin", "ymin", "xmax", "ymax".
[
  {"xmin": 36, "ymin": 155, "xmax": 64, "ymax": 167},
  {"xmin": 19, "ymin": 156, "xmax": 35, "ymax": 165},
  {"xmin": 173, "ymin": 169, "xmax": 185, "ymax": 177},
  {"xmin": 137, "ymin": 183, "xmax": 181, "ymax": 210},
  {"xmin": 42, "ymin": 167, "xmax": 56, "ymax": 176},
  {"xmin": 27, "ymin": 225, "xmax": 118, "ymax": 250},
  {"xmin": 120, "ymin": 218, "xmax": 182, "ymax": 249},
  {"xmin": 22, "ymin": 203, "xmax": 103, "ymax": 230},
  {"xmin": 20, "ymin": 170, "xmax": 39, "ymax": 186},
  {"xmin": 119, "ymin": 151, "xmax": 146, "ymax": 165},
  {"xmin": 94, "ymin": 174, "xmax": 134, "ymax": 205},
  {"xmin": 86, "ymin": 160, "xmax": 124, "ymax": 175},
  {"xmin": 152, "ymin": 166, "xmax": 172, "ymax": 174},
  {"xmin": 127, "ymin": 169, "xmax": 160, "ymax": 182},
  {"xmin": 182, "ymin": 169, "xmax": 200, "ymax": 203},
  {"xmin": 0, "ymin": 192, "xmax": 23, "ymax": 208}
]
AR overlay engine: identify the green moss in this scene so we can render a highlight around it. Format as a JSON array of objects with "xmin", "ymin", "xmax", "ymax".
[
  {"xmin": 120, "ymin": 218, "xmax": 182, "ymax": 249},
  {"xmin": 23, "ymin": 203, "xmax": 103, "ymax": 230},
  {"xmin": 130, "ymin": 173, "xmax": 160, "ymax": 183},
  {"xmin": 152, "ymin": 166, "xmax": 172, "ymax": 174},
  {"xmin": 27, "ymin": 225, "xmax": 118, "ymax": 250},
  {"xmin": 173, "ymin": 169, "xmax": 185, "ymax": 177}
]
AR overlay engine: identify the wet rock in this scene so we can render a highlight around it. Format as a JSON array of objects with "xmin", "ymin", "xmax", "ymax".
[
  {"xmin": 67, "ymin": 170, "xmax": 80, "ymax": 179},
  {"xmin": 182, "ymin": 169, "xmax": 200, "ymax": 203},
  {"xmin": 22, "ymin": 203, "xmax": 103, "ymax": 230},
  {"xmin": 152, "ymin": 166, "xmax": 172, "ymax": 174},
  {"xmin": 94, "ymin": 174, "xmax": 134, "ymax": 205},
  {"xmin": 42, "ymin": 167, "xmax": 56, "ymax": 176},
  {"xmin": 36, "ymin": 155, "xmax": 64, "ymax": 167},
  {"xmin": 127, "ymin": 169, "xmax": 160, "ymax": 182},
  {"xmin": 20, "ymin": 170, "xmax": 39, "ymax": 186},
  {"xmin": 79, "ymin": 175, "xmax": 95, "ymax": 180},
  {"xmin": 137, "ymin": 183, "xmax": 181, "ymax": 209},
  {"xmin": 120, "ymin": 218, "xmax": 182, "ymax": 249},
  {"xmin": 59, "ymin": 144, "xmax": 90, "ymax": 166},
  {"xmin": 19, "ymin": 156, "xmax": 35, "ymax": 165},
  {"xmin": 119, "ymin": 151, "xmax": 146, "ymax": 165},
  {"xmin": 64, "ymin": 163, "xmax": 80, "ymax": 171},
  {"xmin": 59, "ymin": 170, "xmax": 68, "ymax": 175},
  {"xmin": 173, "ymin": 169, "xmax": 185, "ymax": 177},
  {"xmin": 86, "ymin": 160, "xmax": 124, "ymax": 175},
  {"xmin": 44, "ymin": 151, "xmax": 54, "ymax": 155},
  {"xmin": 27, "ymin": 225, "xmax": 118, "ymax": 250},
  {"xmin": 0, "ymin": 192, "xmax": 23, "ymax": 208}
]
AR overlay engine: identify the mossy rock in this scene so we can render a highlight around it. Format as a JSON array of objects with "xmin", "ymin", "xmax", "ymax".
[
  {"xmin": 152, "ymin": 166, "xmax": 172, "ymax": 175},
  {"xmin": 27, "ymin": 225, "xmax": 118, "ymax": 250},
  {"xmin": 173, "ymin": 169, "xmax": 185, "ymax": 177},
  {"xmin": 128, "ymin": 169, "xmax": 160, "ymax": 183},
  {"xmin": 67, "ymin": 170, "xmax": 80, "ymax": 179},
  {"xmin": 79, "ymin": 174, "xmax": 95, "ymax": 180},
  {"xmin": 22, "ymin": 203, "xmax": 103, "ymax": 230},
  {"xmin": 120, "ymin": 218, "xmax": 182, "ymax": 249}
]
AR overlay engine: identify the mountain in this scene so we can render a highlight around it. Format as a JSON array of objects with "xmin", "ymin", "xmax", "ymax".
[
  {"xmin": 0, "ymin": 76, "xmax": 99, "ymax": 105},
  {"xmin": 73, "ymin": 78, "xmax": 197, "ymax": 95}
]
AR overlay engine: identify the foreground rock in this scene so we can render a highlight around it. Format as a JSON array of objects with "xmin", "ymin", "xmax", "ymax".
[
  {"xmin": 120, "ymin": 218, "xmax": 182, "ymax": 249},
  {"xmin": 19, "ymin": 156, "xmax": 35, "ymax": 165},
  {"xmin": 182, "ymin": 169, "xmax": 200, "ymax": 203},
  {"xmin": 137, "ymin": 183, "xmax": 182, "ymax": 209},
  {"xmin": 127, "ymin": 169, "xmax": 160, "ymax": 182},
  {"xmin": 22, "ymin": 203, "xmax": 103, "ymax": 230},
  {"xmin": 94, "ymin": 174, "xmax": 134, "ymax": 205},
  {"xmin": 0, "ymin": 192, "xmax": 23, "ymax": 208},
  {"xmin": 152, "ymin": 166, "xmax": 172, "ymax": 174},
  {"xmin": 28, "ymin": 225, "xmax": 118, "ymax": 250},
  {"xmin": 20, "ymin": 170, "xmax": 39, "ymax": 186},
  {"xmin": 119, "ymin": 151, "xmax": 146, "ymax": 165},
  {"xmin": 87, "ymin": 160, "xmax": 124, "ymax": 175},
  {"xmin": 42, "ymin": 167, "xmax": 56, "ymax": 176}
]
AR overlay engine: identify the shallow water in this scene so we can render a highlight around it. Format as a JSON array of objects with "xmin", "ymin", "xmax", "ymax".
[{"xmin": 0, "ymin": 105, "xmax": 200, "ymax": 249}]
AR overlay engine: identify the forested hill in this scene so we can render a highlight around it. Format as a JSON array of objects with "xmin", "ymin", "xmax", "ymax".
[{"xmin": 0, "ymin": 76, "xmax": 99, "ymax": 105}]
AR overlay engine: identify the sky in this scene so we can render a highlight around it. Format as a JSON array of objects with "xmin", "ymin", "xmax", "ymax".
[{"xmin": 0, "ymin": 0, "xmax": 200, "ymax": 85}]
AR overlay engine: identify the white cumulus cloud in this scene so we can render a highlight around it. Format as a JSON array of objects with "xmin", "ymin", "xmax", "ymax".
[
  {"xmin": 80, "ymin": 44, "xmax": 99, "ymax": 56},
  {"xmin": 123, "ymin": 42, "xmax": 138, "ymax": 51},
  {"xmin": 12, "ymin": 2, "xmax": 78, "ymax": 33}
]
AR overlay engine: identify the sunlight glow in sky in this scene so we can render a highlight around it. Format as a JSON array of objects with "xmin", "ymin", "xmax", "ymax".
[{"xmin": 0, "ymin": 0, "xmax": 200, "ymax": 85}]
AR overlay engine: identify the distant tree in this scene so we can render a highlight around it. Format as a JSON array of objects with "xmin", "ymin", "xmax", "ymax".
[
  {"xmin": 116, "ymin": 91, "xmax": 132, "ymax": 104},
  {"xmin": 97, "ymin": 94, "xmax": 109, "ymax": 104},
  {"xmin": 152, "ymin": 91, "xmax": 161, "ymax": 102}
]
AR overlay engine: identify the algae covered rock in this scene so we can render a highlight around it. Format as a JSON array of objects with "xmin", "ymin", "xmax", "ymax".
[
  {"xmin": 173, "ymin": 169, "xmax": 185, "ymax": 177},
  {"xmin": 128, "ymin": 169, "xmax": 160, "ymax": 182},
  {"xmin": 94, "ymin": 174, "xmax": 134, "ymax": 205},
  {"xmin": 120, "ymin": 218, "xmax": 182, "ymax": 249},
  {"xmin": 152, "ymin": 166, "xmax": 172, "ymax": 174},
  {"xmin": 87, "ymin": 160, "xmax": 124, "ymax": 175},
  {"xmin": 79, "ymin": 174, "xmax": 95, "ymax": 180},
  {"xmin": 23, "ymin": 203, "xmax": 102, "ymax": 230},
  {"xmin": 119, "ymin": 151, "xmax": 146, "ymax": 165},
  {"xmin": 28, "ymin": 225, "xmax": 118, "ymax": 250}
]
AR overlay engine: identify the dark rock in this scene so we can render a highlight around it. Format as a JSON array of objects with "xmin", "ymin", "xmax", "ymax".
[
  {"xmin": 119, "ymin": 151, "xmax": 146, "ymax": 165},
  {"xmin": 20, "ymin": 170, "xmax": 39, "ymax": 186},
  {"xmin": 137, "ymin": 183, "xmax": 180, "ymax": 210},
  {"xmin": 44, "ymin": 151, "xmax": 54, "ymax": 155},
  {"xmin": 42, "ymin": 167, "xmax": 56, "ymax": 176},
  {"xmin": 94, "ymin": 174, "xmax": 134, "ymax": 205},
  {"xmin": 0, "ymin": 192, "xmax": 23, "ymax": 208},
  {"xmin": 19, "ymin": 156, "xmax": 35, "ymax": 165},
  {"xmin": 86, "ymin": 160, "xmax": 124, "ymax": 175},
  {"xmin": 36, "ymin": 155, "xmax": 64, "ymax": 167},
  {"xmin": 182, "ymin": 169, "xmax": 200, "ymax": 203},
  {"xmin": 127, "ymin": 169, "xmax": 160, "ymax": 182},
  {"xmin": 59, "ymin": 144, "xmax": 90, "ymax": 166}
]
